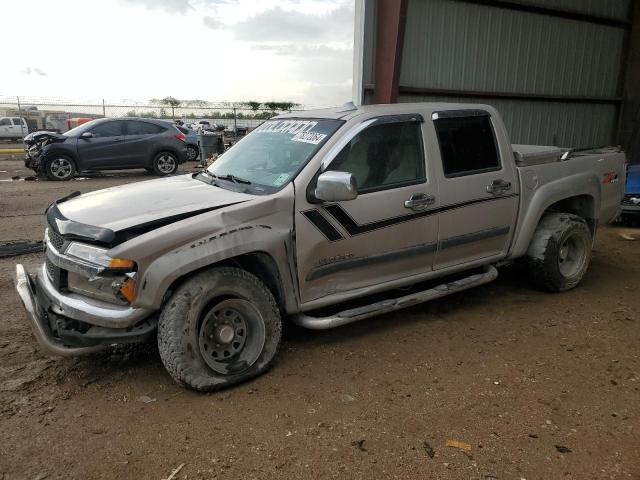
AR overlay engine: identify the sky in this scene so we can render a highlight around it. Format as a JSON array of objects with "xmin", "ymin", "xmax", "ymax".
[{"xmin": 3, "ymin": 0, "xmax": 354, "ymax": 107}]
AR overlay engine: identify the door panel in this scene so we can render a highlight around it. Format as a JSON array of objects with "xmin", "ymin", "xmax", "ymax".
[
  {"xmin": 76, "ymin": 120, "xmax": 125, "ymax": 169},
  {"xmin": 431, "ymin": 110, "xmax": 519, "ymax": 269},
  {"xmin": 122, "ymin": 120, "xmax": 167, "ymax": 166},
  {"xmin": 295, "ymin": 116, "xmax": 439, "ymax": 303}
]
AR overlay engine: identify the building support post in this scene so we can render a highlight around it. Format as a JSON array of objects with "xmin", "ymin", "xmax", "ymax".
[
  {"xmin": 373, "ymin": 0, "xmax": 408, "ymax": 104},
  {"xmin": 618, "ymin": 2, "xmax": 640, "ymax": 163}
]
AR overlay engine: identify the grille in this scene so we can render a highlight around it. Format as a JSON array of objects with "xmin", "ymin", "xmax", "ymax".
[
  {"xmin": 45, "ymin": 257, "xmax": 57, "ymax": 279},
  {"xmin": 48, "ymin": 229, "xmax": 65, "ymax": 251}
]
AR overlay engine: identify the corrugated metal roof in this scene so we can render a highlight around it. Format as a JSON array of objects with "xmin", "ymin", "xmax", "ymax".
[
  {"xmin": 400, "ymin": 0, "xmax": 626, "ymax": 97},
  {"xmin": 522, "ymin": 0, "xmax": 631, "ymax": 21},
  {"xmin": 398, "ymin": 93, "xmax": 617, "ymax": 148}
]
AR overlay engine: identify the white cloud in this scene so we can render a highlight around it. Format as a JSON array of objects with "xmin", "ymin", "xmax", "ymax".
[{"xmin": 2, "ymin": 0, "xmax": 354, "ymax": 107}]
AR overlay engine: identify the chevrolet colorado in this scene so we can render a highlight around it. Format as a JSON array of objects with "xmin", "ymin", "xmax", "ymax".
[{"xmin": 15, "ymin": 102, "xmax": 627, "ymax": 391}]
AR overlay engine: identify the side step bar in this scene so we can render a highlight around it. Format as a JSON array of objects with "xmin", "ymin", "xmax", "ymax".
[{"xmin": 292, "ymin": 265, "xmax": 498, "ymax": 330}]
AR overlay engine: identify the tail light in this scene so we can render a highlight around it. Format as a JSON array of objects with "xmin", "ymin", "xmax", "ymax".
[{"xmin": 175, "ymin": 133, "xmax": 186, "ymax": 142}]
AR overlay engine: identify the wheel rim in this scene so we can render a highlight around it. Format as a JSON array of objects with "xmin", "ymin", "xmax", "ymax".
[
  {"xmin": 198, "ymin": 298, "xmax": 266, "ymax": 375},
  {"xmin": 50, "ymin": 158, "xmax": 73, "ymax": 179},
  {"xmin": 157, "ymin": 154, "xmax": 176, "ymax": 174},
  {"xmin": 186, "ymin": 146, "xmax": 198, "ymax": 160},
  {"xmin": 558, "ymin": 232, "xmax": 587, "ymax": 277}
]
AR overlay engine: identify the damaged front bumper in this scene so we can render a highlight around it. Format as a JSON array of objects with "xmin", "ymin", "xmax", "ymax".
[{"xmin": 14, "ymin": 263, "xmax": 157, "ymax": 356}]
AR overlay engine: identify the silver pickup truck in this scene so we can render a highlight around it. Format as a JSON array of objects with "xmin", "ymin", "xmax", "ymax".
[{"xmin": 15, "ymin": 102, "xmax": 626, "ymax": 391}]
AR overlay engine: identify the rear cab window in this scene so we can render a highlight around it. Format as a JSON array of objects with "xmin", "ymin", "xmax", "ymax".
[{"xmin": 432, "ymin": 110, "xmax": 500, "ymax": 178}]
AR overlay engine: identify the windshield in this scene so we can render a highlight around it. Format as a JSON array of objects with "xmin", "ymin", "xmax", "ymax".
[
  {"xmin": 205, "ymin": 118, "xmax": 343, "ymax": 194},
  {"xmin": 63, "ymin": 119, "xmax": 101, "ymax": 137}
]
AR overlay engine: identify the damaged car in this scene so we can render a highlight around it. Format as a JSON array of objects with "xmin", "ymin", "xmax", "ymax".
[
  {"xmin": 15, "ymin": 102, "xmax": 626, "ymax": 392},
  {"xmin": 24, "ymin": 118, "xmax": 188, "ymax": 180}
]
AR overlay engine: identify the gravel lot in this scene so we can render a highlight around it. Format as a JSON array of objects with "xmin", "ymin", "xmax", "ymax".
[{"xmin": 1, "ymin": 157, "xmax": 639, "ymax": 480}]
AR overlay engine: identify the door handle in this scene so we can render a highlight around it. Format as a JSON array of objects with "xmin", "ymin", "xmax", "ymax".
[
  {"xmin": 404, "ymin": 193, "xmax": 435, "ymax": 210},
  {"xmin": 486, "ymin": 179, "xmax": 511, "ymax": 195}
]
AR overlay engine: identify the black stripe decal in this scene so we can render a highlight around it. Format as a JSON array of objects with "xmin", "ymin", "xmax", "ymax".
[
  {"xmin": 302, "ymin": 209, "xmax": 343, "ymax": 241},
  {"xmin": 324, "ymin": 194, "xmax": 518, "ymax": 236},
  {"xmin": 306, "ymin": 242, "xmax": 437, "ymax": 281},
  {"xmin": 438, "ymin": 226, "xmax": 511, "ymax": 249}
]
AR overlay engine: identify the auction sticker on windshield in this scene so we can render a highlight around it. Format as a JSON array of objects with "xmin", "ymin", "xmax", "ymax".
[{"xmin": 291, "ymin": 131, "xmax": 327, "ymax": 145}]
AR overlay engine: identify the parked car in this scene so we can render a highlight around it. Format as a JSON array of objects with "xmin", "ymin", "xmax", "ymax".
[
  {"xmin": 23, "ymin": 117, "xmax": 188, "ymax": 180},
  {"xmin": 176, "ymin": 125, "xmax": 200, "ymax": 161},
  {"xmin": 620, "ymin": 164, "xmax": 640, "ymax": 225},
  {"xmin": 15, "ymin": 102, "xmax": 626, "ymax": 392},
  {"xmin": 224, "ymin": 126, "xmax": 248, "ymax": 136},
  {"xmin": 0, "ymin": 117, "xmax": 29, "ymax": 140}
]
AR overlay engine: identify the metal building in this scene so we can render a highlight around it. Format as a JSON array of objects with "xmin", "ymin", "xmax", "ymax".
[{"xmin": 353, "ymin": 0, "xmax": 639, "ymax": 161}]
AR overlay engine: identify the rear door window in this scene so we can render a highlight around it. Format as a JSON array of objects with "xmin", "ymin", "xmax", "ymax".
[
  {"xmin": 91, "ymin": 121, "xmax": 124, "ymax": 138},
  {"xmin": 329, "ymin": 119, "xmax": 425, "ymax": 193},
  {"xmin": 126, "ymin": 121, "xmax": 165, "ymax": 135},
  {"xmin": 12, "ymin": 118, "xmax": 23, "ymax": 126},
  {"xmin": 433, "ymin": 112, "xmax": 500, "ymax": 178}
]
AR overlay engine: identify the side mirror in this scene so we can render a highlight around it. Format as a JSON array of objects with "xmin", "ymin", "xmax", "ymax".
[
  {"xmin": 80, "ymin": 132, "xmax": 93, "ymax": 139},
  {"xmin": 315, "ymin": 171, "xmax": 358, "ymax": 202}
]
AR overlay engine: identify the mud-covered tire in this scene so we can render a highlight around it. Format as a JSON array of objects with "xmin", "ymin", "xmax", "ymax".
[
  {"xmin": 525, "ymin": 213, "xmax": 592, "ymax": 292},
  {"xmin": 157, "ymin": 267, "xmax": 282, "ymax": 391},
  {"xmin": 45, "ymin": 155, "xmax": 76, "ymax": 181}
]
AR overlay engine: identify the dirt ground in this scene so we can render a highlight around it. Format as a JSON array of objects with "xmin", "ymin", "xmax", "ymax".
[{"xmin": 1, "ymin": 157, "xmax": 639, "ymax": 480}]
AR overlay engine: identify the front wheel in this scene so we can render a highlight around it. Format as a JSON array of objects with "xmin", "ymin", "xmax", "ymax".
[
  {"xmin": 157, "ymin": 267, "xmax": 282, "ymax": 391},
  {"xmin": 525, "ymin": 213, "xmax": 592, "ymax": 292},
  {"xmin": 152, "ymin": 152, "xmax": 178, "ymax": 176},
  {"xmin": 45, "ymin": 156, "xmax": 76, "ymax": 181}
]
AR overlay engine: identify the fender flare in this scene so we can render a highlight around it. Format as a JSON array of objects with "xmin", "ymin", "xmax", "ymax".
[{"xmin": 509, "ymin": 171, "xmax": 601, "ymax": 258}]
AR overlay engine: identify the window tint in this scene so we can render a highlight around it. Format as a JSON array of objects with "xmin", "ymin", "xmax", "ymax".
[
  {"xmin": 127, "ymin": 121, "xmax": 165, "ymax": 135},
  {"xmin": 12, "ymin": 118, "xmax": 23, "ymax": 126},
  {"xmin": 176, "ymin": 126, "xmax": 189, "ymax": 134},
  {"xmin": 0, "ymin": 119, "xmax": 10, "ymax": 126},
  {"xmin": 91, "ymin": 121, "xmax": 123, "ymax": 138},
  {"xmin": 330, "ymin": 121, "xmax": 425, "ymax": 193},
  {"xmin": 433, "ymin": 114, "xmax": 500, "ymax": 178}
]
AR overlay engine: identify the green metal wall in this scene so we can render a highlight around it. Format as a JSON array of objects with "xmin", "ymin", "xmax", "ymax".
[{"xmin": 365, "ymin": 0, "xmax": 632, "ymax": 148}]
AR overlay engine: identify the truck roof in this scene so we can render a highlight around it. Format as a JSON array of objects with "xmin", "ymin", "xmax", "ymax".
[{"xmin": 275, "ymin": 101, "xmax": 497, "ymax": 121}]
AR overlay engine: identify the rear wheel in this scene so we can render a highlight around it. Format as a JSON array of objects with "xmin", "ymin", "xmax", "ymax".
[
  {"xmin": 525, "ymin": 213, "xmax": 592, "ymax": 292},
  {"xmin": 45, "ymin": 156, "xmax": 76, "ymax": 181},
  {"xmin": 157, "ymin": 267, "xmax": 282, "ymax": 391},
  {"xmin": 186, "ymin": 144, "xmax": 199, "ymax": 161},
  {"xmin": 152, "ymin": 152, "xmax": 178, "ymax": 176}
]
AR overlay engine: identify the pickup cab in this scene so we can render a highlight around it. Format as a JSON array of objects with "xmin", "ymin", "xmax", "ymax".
[
  {"xmin": 0, "ymin": 116, "xmax": 28, "ymax": 140},
  {"xmin": 15, "ymin": 102, "xmax": 626, "ymax": 391}
]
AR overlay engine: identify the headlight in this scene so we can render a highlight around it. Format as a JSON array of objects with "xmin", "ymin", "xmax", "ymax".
[{"xmin": 65, "ymin": 242, "xmax": 135, "ymax": 270}]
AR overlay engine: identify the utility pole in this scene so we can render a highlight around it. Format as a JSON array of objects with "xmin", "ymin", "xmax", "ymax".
[
  {"xmin": 102, "ymin": 99, "xmax": 106, "ymax": 117},
  {"xmin": 16, "ymin": 96, "xmax": 25, "ymax": 145}
]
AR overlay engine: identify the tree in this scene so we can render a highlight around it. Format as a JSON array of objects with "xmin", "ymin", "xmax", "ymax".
[{"xmin": 245, "ymin": 101, "xmax": 262, "ymax": 111}]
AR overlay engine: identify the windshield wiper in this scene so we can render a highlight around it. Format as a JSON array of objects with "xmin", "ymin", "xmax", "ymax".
[{"xmin": 213, "ymin": 173, "xmax": 252, "ymax": 184}]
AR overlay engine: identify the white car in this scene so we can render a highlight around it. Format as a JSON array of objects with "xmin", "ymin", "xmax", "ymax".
[{"xmin": 0, "ymin": 117, "xmax": 29, "ymax": 140}]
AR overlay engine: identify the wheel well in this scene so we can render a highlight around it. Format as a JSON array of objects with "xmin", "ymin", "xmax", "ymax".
[
  {"xmin": 164, "ymin": 252, "xmax": 285, "ymax": 312},
  {"xmin": 544, "ymin": 195, "xmax": 596, "ymax": 235}
]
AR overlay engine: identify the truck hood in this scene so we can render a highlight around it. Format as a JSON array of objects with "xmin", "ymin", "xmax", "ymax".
[{"xmin": 56, "ymin": 174, "xmax": 253, "ymax": 233}]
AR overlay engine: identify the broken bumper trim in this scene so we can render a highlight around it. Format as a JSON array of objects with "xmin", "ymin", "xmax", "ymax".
[
  {"xmin": 14, "ymin": 264, "xmax": 103, "ymax": 356},
  {"xmin": 36, "ymin": 263, "xmax": 153, "ymax": 329}
]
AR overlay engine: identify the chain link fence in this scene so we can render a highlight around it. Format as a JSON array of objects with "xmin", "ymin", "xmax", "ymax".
[{"xmin": 0, "ymin": 96, "xmax": 304, "ymax": 136}]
